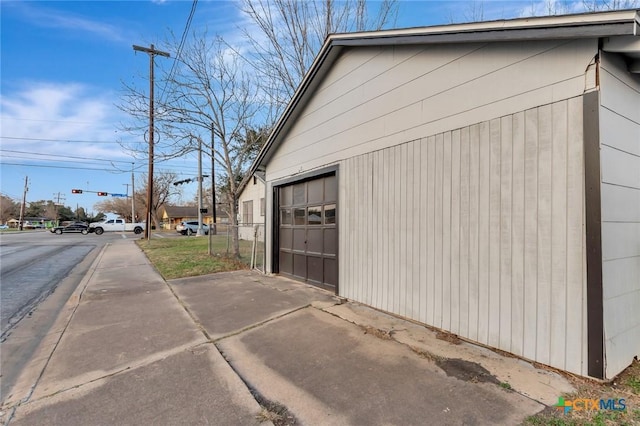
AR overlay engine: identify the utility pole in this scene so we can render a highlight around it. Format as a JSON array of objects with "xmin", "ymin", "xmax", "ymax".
[
  {"xmin": 123, "ymin": 183, "xmax": 133, "ymax": 222},
  {"xmin": 133, "ymin": 44, "xmax": 170, "ymax": 240},
  {"xmin": 208, "ymin": 124, "xmax": 216, "ymax": 255},
  {"xmin": 211, "ymin": 122, "xmax": 217, "ymax": 234},
  {"xmin": 53, "ymin": 192, "xmax": 65, "ymax": 227},
  {"xmin": 197, "ymin": 137, "xmax": 204, "ymax": 236},
  {"xmin": 18, "ymin": 176, "xmax": 28, "ymax": 231},
  {"xmin": 131, "ymin": 163, "xmax": 136, "ymax": 223}
]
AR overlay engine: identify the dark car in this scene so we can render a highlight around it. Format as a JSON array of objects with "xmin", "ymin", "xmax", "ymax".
[{"xmin": 51, "ymin": 222, "xmax": 89, "ymax": 235}]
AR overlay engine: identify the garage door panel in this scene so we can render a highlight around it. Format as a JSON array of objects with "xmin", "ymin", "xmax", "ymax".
[
  {"xmin": 324, "ymin": 258, "xmax": 337, "ymax": 286},
  {"xmin": 280, "ymin": 228, "xmax": 292, "ymax": 250},
  {"xmin": 281, "ymin": 186, "xmax": 293, "ymax": 206},
  {"xmin": 323, "ymin": 229, "xmax": 337, "ymax": 255},
  {"xmin": 293, "ymin": 229, "xmax": 306, "ymax": 251},
  {"xmin": 308, "ymin": 179, "xmax": 324, "ymax": 204},
  {"xmin": 280, "ymin": 251, "xmax": 293, "ymax": 275},
  {"xmin": 293, "ymin": 254, "xmax": 307, "ymax": 278},
  {"xmin": 325, "ymin": 175, "xmax": 337, "ymax": 202},
  {"xmin": 307, "ymin": 256, "xmax": 323, "ymax": 283},
  {"xmin": 293, "ymin": 183, "xmax": 306, "ymax": 204},
  {"xmin": 307, "ymin": 228, "xmax": 323, "ymax": 254}
]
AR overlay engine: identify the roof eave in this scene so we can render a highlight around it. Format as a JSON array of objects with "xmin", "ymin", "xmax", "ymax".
[{"xmin": 251, "ymin": 10, "xmax": 640, "ymax": 175}]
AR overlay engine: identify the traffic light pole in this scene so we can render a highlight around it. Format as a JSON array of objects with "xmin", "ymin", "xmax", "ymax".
[{"xmin": 133, "ymin": 44, "xmax": 170, "ymax": 240}]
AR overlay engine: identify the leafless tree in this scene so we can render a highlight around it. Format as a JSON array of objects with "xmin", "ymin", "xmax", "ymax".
[
  {"xmin": 94, "ymin": 171, "xmax": 178, "ymax": 227},
  {"xmin": 583, "ymin": 0, "xmax": 639, "ymax": 10},
  {"xmin": 238, "ymin": 0, "xmax": 398, "ymax": 120},
  {"xmin": 119, "ymin": 31, "xmax": 264, "ymax": 258}
]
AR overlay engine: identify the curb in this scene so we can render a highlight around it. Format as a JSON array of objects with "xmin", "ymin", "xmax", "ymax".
[{"xmin": 1, "ymin": 243, "xmax": 110, "ymax": 416}]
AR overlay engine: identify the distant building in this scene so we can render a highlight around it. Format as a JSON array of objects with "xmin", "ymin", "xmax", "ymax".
[
  {"xmin": 159, "ymin": 205, "xmax": 229, "ymax": 230},
  {"xmin": 237, "ymin": 172, "xmax": 266, "ymax": 242}
]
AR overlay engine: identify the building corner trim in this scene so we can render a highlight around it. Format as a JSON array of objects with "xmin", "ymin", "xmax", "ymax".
[{"xmin": 583, "ymin": 90, "xmax": 605, "ymax": 379}]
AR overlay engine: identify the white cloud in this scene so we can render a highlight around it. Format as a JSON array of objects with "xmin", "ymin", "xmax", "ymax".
[
  {"xmin": 0, "ymin": 82, "xmax": 134, "ymax": 164},
  {"xmin": 6, "ymin": 2, "xmax": 128, "ymax": 43}
]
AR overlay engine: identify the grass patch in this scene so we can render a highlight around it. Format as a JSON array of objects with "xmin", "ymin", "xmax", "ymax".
[
  {"xmin": 524, "ymin": 358, "xmax": 640, "ymax": 425},
  {"xmin": 137, "ymin": 235, "xmax": 254, "ymax": 280}
]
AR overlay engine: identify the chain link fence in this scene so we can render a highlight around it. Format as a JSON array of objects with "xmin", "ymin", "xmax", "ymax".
[{"xmin": 219, "ymin": 224, "xmax": 265, "ymax": 272}]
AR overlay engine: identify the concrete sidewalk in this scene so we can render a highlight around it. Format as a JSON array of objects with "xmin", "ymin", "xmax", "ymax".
[{"xmin": 1, "ymin": 239, "xmax": 574, "ymax": 425}]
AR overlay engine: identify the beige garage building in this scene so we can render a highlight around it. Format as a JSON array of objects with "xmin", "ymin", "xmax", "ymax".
[{"xmin": 249, "ymin": 10, "xmax": 640, "ymax": 380}]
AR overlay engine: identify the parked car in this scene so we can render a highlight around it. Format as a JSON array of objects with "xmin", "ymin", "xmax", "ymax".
[
  {"xmin": 50, "ymin": 222, "xmax": 89, "ymax": 235},
  {"xmin": 176, "ymin": 221, "xmax": 209, "ymax": 236}
]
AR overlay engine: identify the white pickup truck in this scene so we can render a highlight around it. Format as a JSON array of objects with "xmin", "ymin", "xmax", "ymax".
[{"xmin": 89, "ymin": 219, "xmax": 145, "ymax": 235}]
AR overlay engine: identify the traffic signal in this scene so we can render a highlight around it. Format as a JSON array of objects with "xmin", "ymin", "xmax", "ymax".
[
  {"xmin": 97, "ymin": 192, "xmax": 108, "ymax": 196},
  {"xmin": 71, "ymin": 189, "xmax": 83, "ymax": 194}
]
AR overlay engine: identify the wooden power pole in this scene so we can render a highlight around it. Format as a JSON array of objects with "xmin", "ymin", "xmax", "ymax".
[{"xmin": 132, "ymin": 44, "xmax": 170, "ymax": 240}]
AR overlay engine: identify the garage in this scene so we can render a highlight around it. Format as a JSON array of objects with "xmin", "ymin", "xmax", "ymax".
[
  {"xmin": 277, "ymin": 173, "xmax": 337, "ymax": 291},
  {"xmin": 250, "ymin": 11, "xmax": 640, "ymax": 379}
]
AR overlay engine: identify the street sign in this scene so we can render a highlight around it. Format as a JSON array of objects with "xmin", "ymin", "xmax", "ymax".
[{"xmin": 110, "ymin": 193, "xmax": 127, "ymax": 197}]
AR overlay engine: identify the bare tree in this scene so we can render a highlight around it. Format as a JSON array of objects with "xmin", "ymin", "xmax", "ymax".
[
  {"xmin": 239, "ymin": 0, "xmax": 398, "ymax": 120},
  {"xmin": 94, "ymin": 171, "xmax": 178, "ymax": 227},
  {"xmin": 583, "ymin": 0, "xmax": 639, "ymax": 10},
  {"xmin": 120, "ymin": 31, "xmax": 265, "ymax": 258}
]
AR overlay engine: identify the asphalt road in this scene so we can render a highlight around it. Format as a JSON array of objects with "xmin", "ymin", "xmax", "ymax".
[{"xmin": 0, "ymin": 230, "xmax": 136, "ymax": 401}]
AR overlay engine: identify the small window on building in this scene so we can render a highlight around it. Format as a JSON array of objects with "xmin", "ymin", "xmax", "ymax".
[
  {"xmin": 308, "ymin": 206, "xmax": 321, "ymax": 225},
  {"xmin": 260, "ymin": 198, "xmax": 265, "ymax": 216},
  {"xmin": 281, "ymin": 209, "xmax": 292, "ymax": 225},
  {"xmin": 243, "ymin": 200, "xmax": 253, "ymax": 224},
  {"xmin": 324, "ymin": 204, "xmax": 336, "ymax": 224},
  {"xmin": 293, "ymin": 208, "xmax": 306, "ymax": 225}
]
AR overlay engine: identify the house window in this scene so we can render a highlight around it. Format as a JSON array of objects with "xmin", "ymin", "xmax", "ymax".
[
  {"xmin": 243, "ymin": 200, "xmax": 253, "ymax": 224},
  {"xmin": 260, "ymin": 198, "xmax": 265, "ymax": 216}
]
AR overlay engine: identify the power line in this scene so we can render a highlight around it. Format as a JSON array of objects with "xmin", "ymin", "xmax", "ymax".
[
  {"xmin": 1, "ymin": 117, "xmax": 101, "ymax": 125},
  {"xmin": 1, "ymin": 162, "xmax": 130, "ymax": 172},
  {"xmin": 159, "ymin": 0, "xmax": 198, "ymax": 102},
  {"xmin": 1, "ymin": 136, "xmax": 124, "ymax": 144},
  {"xmin": 0, "ymin": 149, "xmax": 135, "ymax": 164}
]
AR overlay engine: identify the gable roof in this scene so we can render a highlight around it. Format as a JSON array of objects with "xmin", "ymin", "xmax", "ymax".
[
  {"xmin": 250, "ymin": 9, "xmax": 640, "ymax": 175},
  {"xmin": 237, "ymin": 170, "xmax": 266, "ymax": 198}
]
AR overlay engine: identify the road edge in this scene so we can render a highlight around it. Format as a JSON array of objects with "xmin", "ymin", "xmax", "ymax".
[{"xmin": 1, "ymin": 243, "xmax": 110, "ymax": 417}]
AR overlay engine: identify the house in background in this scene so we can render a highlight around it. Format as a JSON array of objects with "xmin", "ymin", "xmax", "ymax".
[
  {"xmin": 159, "ymin": 205, "xmax": 228, "ymax": 230},
  {"xmin": 248, "ymin": 10, "xmax": 640, "ymax": 380},
  {"xmin": 237, "ymin": 172, "xmax": 266, "ymax": 242}
]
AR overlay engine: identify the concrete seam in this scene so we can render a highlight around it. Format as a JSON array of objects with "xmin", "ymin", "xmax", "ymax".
[
  {"xmin": 211, "ymin": 304, "xmax": 312, "ymax": 343},
  {"xmin": 12, "ymin": 340, "xmax": 208, "ymax": 407},
  {"xmin": 162, "ymin": 279, "xmax": 307, "ymax": 425}
]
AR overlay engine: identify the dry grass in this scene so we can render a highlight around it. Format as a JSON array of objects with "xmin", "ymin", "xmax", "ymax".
[{"xmin": 136, "ymin": 235, "xmax": 253, "ymax": 280}]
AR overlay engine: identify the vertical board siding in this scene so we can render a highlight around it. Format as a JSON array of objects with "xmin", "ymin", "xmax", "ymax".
[
  {"xmin": 340, "ymin": 98, "xmax": 587, "ymax": 374},
  {"xmin": 599, "ymin": 52, "xmax": 640, "ymax": 378},
  {"xmin": 511, "ymin": 111, "xmax": 526, "ymax": 357},
  {"xmin": 500, "ymin": 115, "xmax": 513, "ymax": 352},
  {"xmin": 565, "ymin": 97, "xmax": 587, "ymax": 376}
]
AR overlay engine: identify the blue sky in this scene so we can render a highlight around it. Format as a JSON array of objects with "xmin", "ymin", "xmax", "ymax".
[{"xmin": 0, "ymin": 0, "xmax": 584, "ymax": 214}]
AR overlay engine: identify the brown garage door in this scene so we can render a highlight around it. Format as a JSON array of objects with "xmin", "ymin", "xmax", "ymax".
[{"xmin": 278, "ymin": 174, "xmax": 337, "ymax": 291}]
